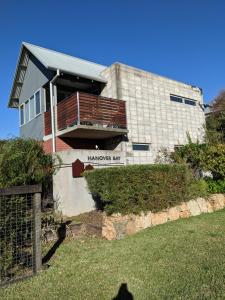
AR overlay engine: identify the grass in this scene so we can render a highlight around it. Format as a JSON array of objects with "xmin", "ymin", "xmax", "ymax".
[{"xmin": 1, "ymin": 210, "xmax": 225, "ymax": 299}]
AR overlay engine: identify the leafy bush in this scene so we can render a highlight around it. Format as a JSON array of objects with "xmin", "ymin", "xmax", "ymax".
[
  {"xmin": 0, "ymin": 138, "xmax": 61, "ymax": 281},
  {"xmin": 84, "ymin": 164, "xmax": 208, "ymax": 215},
  {"xmin": 0, "ymin": 138, "xmax": 60, "ymax": 188},
  {"xmin": 170, "ymin": 135, "xmax": 225, "ymax": 180},
  {"xmin": 171, "ymin": 138, "xmax": 207, "ymax": 176},
  {"xmin": 202, "ymin": 144, "xmax": 225, "ymax": 180},
  {"xmin": 206, "ymin": 179, "xmax": 225, "ymax": 193}
]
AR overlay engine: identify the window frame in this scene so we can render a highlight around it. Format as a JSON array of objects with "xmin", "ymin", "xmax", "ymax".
[
  {"xmin": 170, "ymin": 95, "xmax": 183, "ymax": 104},
  {"xmin": 132, "ymin": 143, "xmax": 150, "ymax": 151},
  {"xmin": 19, "ymin": 88, "xmax": 42, "ymax": 126},
  {"xmin": 170, "ymin": 94, "xmax": 197, "ymax": 106},
  {"xmin": 184, "ymin": 98, "xmax": 196, "ymax": 106},
  {"xmin": 29, "ymin": 95, "xmax": 35, "ymax": 120},
  {"xmin": 24, "ymin": 99, "xmax": 30, "ymax": 124},
  {"xmin": 35, "ymin": 89, "xmax": 41, "ymax": 116},
  {"xmin": 19, "ymin": 104, "xmax": 25, "ymax": 127}
]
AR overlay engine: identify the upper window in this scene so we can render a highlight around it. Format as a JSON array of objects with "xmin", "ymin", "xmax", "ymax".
[
  {"xmin": 170, "ymin": 94, "xmax": 197, "ymax": 106},
  {"xmin": 20, "ymin": 105, "xmax": 24, "ymax": 126},
  {"xmin": 19, "ymin": 89, "xmax": 41, "ymax": 126},
  {"xmin": 25, "ymin": 100, "xmax": 30, "ymax": 123},
  {"xmin": 184, "ymin": 99, "xmax": 196, "ymax": 106},
  {"xmin": 132, "ymin": 143, "xmax": 150, "ymax": 151},
  {"xmin": 35, "ymin": 91, "xmax": 41, "ymax": 115},
  {"xmin": 170, "ymin": 95, "xmax": 183, "ymax": 103},
  {"xmin": 30, "ymin": 95, "xmax": 35, "ymax": 120}
]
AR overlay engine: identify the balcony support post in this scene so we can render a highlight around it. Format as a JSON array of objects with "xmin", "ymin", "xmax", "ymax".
[
  {"xmin": 77, "ymin": 91, "xmax": 80, "ymax": 125},
  {"xmin": 50, "ymin": 69, "xmax": 60, "ymax": 153}
]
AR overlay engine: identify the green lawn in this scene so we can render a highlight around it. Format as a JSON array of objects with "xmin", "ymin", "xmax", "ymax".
[{"xmin": 1, "ymin": 210, "xmax": 225, "ymax": 300}]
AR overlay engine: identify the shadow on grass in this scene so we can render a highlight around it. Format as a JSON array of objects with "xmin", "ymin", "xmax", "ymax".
[
  {"xmin": 112, "ymin": 283, "xmax": 134, "ymax": 300},
  {"xmin": 42, "ymin": 221, "xmax": 71, "ymax": 265}
]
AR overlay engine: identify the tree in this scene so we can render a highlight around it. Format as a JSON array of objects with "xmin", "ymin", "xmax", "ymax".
[{"xmin": 206, "ymin": 90, "xmax": 225, "ymax": 144}]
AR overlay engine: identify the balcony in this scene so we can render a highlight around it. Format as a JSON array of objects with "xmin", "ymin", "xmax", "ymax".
[{"xmin": 44, "ymin": 92, "xmax": 128, "ymax": 139}]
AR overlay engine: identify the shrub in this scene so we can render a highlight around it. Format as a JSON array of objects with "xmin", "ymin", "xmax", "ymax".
[
  {"xmin": 84, "ymin": 164, "xmax": 207, "ymax": 215},
  {"xmin": 206, "ymin": 179, "xmax": 225, "ymax": 193},
  {"xmin": 171, "ymin": 138, "xmax": 207, "ymax": 176},
  {"xmin": 0, "ymin": 138, "xmax": 61, "ymax": 280},
  {"xmin": 172, "ymin": 139, "xmax": 225, "ymax": 180},
  {"xmin": 202, "ymin": 144, "xmax": 225, "ymax": 180},
  {"xmin": 0, "ymin": 138, "xmax": 60, "ymax": 188}
]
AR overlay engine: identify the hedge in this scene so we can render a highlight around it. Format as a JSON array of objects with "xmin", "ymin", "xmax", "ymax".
[{"xmin": 84, "ymin": 164, "xmax": 208, "ymax": 215}]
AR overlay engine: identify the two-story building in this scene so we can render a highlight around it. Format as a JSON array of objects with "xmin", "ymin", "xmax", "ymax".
[{"xmin": 8, "ymin": 42, "xmax": 205, "ymax": 216}]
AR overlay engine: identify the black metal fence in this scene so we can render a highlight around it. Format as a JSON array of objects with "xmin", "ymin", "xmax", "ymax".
[{"xmin": 0, "ymin": 185, "xmax": 42, "ymax": 286}]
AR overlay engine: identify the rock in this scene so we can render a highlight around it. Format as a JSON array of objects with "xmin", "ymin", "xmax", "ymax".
[
  {"xmin": 151, "ymin": 211, "xmax": 168, "ymax": 226},
  {"xmin": 208, "ymin": 194, "xmax": 225, "ymax": 211},
  {"xmin": 114, "ymin": 220, "xmax": 128, "ymax": 240},
  {"xmin": 101, "ymin": 194, "xmax": 225, "ymax": 240},
  {"xmin": 102, "ymin": 214, "xmax": 117, "ymax": 240},
  {"xmin": 196, "ymin": 197, "xmax": 208, "ymax": 213},
  {"xmin": 135, "ymin": 212, "xmax": 152, "ymax": 230},
  {"xmin": 186, "ymin": 199, "xmax": 201, "ymax": 216},
  {"xmin": 126, "ymin": 220, "xmax": 137, "ymax": 235},
  {"xmin": 167, "ymin": 207, "xmax": 180, "ymax": 221},
  {"xmin": 177, "ymin": 202, "xmax": 191, "ymax": 218},
  {"xmin": 206, "ymin": 201, "xmax": 214, "ymax": 213}
]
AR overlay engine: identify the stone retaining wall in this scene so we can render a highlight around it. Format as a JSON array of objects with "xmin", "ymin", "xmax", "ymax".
[{"xmin": 102, "ymin": 194, "xmax": 225, "ymax": 240}]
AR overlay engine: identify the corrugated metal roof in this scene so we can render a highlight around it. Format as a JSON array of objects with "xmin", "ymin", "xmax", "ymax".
[
  {"xmin": 8, "ymin": 42, "xmax": 108, "ymax": 107},
  {"xmin": 23, "ymin": 42, "xmax": 107, "ymax": 83}
]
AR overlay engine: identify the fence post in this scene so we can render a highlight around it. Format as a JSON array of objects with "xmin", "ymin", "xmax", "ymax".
[{"xmin": 33, "ymin": 192, "xmax": 42, "ymax": 273}]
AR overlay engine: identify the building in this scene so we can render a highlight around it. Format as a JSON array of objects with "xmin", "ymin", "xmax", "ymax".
[{"xmin": 8, "ymin": 42, "xmax": 205, "ymax": 216}]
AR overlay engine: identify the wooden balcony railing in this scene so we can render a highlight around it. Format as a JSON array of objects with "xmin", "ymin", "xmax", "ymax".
[{"xmin": 44, "ymin": 92, "xmax": 127, "ymax": 136}]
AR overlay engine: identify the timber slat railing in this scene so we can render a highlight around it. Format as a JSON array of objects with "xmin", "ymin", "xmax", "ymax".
[
  {"xmin": 0, "ymin": 184, "xmax": 42, "ymax": 287},
  {"xmin": 44, "ymin": 92, "xmax": 127, "ymax": 134}
]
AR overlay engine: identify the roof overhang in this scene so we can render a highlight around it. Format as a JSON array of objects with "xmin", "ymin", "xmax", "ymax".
[
  {"xmin": 8, "ymin": 45, "xmax": 30, "ymax": 108},
  {"xmin": 8, "ymin": 42, "xmax": 108, "ymax": 108}
]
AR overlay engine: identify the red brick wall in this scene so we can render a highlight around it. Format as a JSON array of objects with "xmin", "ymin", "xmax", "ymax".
[
  {"xmin": 43, "ymin": 137, "xmax": 77, "ymax": 153},
  {"xmin": 43, "ymin": 137, "xmax": 102, "ymax": 153}
]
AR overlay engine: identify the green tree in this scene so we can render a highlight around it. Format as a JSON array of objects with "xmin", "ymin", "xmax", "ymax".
[{"xmin": 206, "ymin": 90, "xmax": 225, "ymax": 144}]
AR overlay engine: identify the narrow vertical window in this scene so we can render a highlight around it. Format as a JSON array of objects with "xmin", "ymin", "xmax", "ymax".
[
  {"xmin": 25, "ymin": 100, "xmax": 30, "ymax": 123},
  {"xmin": 35, "ymin": 91, "xmax": 41, "ymax": 115},
  {"xmin": 30, "ymin": 95, "xmax": 35, "ymax": 120},
  {"xmin": 20, "ymin": 105, "xmax": 24, "ymax": 126}
]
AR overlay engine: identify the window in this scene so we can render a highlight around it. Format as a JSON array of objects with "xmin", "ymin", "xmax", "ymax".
[
  {"xmin": 30, "ymin": 95, "xmax": 35, "ymax": 120},
  {"xmin": 25, "ymin": 100, "xmax": 30, "ymax": 123},
  {"xmin": 20, "ymin": 105, "xmax": 24, "ymax": 126},
  {"xmin": 184, "ymin": 99, "xmax": 196, "ymax": 106},
  {"xmin": 174, "ymin": 145, "xmax": 183, "ymax": 150},
  {"xmin": 35, "ymin": 90, "xmax": 41, "ymax": 115},
  {"xmin": 132, "ymin": 143, "xmax": 150, "ymax": 151},
  {"xmin": 19, "ymin": 89, "xmax": 41, "ymax": 126},
  {"xmin": 170, "ymin": 95, "xmax": 183, "ymax": 103},
  {"xmin": 170, "ymin": 94, "xmax": 197, "ymax": 106}
]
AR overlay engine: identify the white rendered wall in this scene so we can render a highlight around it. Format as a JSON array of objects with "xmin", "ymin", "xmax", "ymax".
[{"xmin": 53, "ymin": 149, "xmax": 125, "ymax": 216}]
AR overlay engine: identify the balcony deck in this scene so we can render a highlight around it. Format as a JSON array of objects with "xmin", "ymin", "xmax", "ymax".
[{"xmin": 44, "ymin": 92, "xmax": 128, "ymax": 139}]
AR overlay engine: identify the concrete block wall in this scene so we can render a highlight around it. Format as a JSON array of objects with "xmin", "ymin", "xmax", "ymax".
[{"xmin": 101, "ymin": 63, "xmax": 205, "ymax": 164}]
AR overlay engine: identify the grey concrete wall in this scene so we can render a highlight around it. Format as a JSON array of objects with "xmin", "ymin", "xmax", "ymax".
[
  {"xmin": 53, "ymin": 149, "xmax": 125, "ymax": 216},
  {"xmin": 101, "ymin": 63, "xmax": 205, "ymax": 164},
  {"xmin": 19, "ymin": 55, "xmax": 53, "ymax": 140}
]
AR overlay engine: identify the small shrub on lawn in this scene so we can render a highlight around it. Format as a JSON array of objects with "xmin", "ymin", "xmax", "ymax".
[
  {"xmin": 84, "ymin": 164, "xmax": 208, "ymax": 215},
  {"xmin": 206, "ymin": 179, "xmax": 225, "ymax": 193}
]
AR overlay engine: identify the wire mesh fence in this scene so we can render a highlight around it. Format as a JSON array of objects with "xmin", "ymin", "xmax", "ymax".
[{"xmin": 0, "ymin": 185, "xmax": 42, "ymax": 287}]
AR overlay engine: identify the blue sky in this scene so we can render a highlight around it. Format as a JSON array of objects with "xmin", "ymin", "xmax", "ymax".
[{"xmin": 0, "ymin": 0, "xmax": 225, "ymax": 138}]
